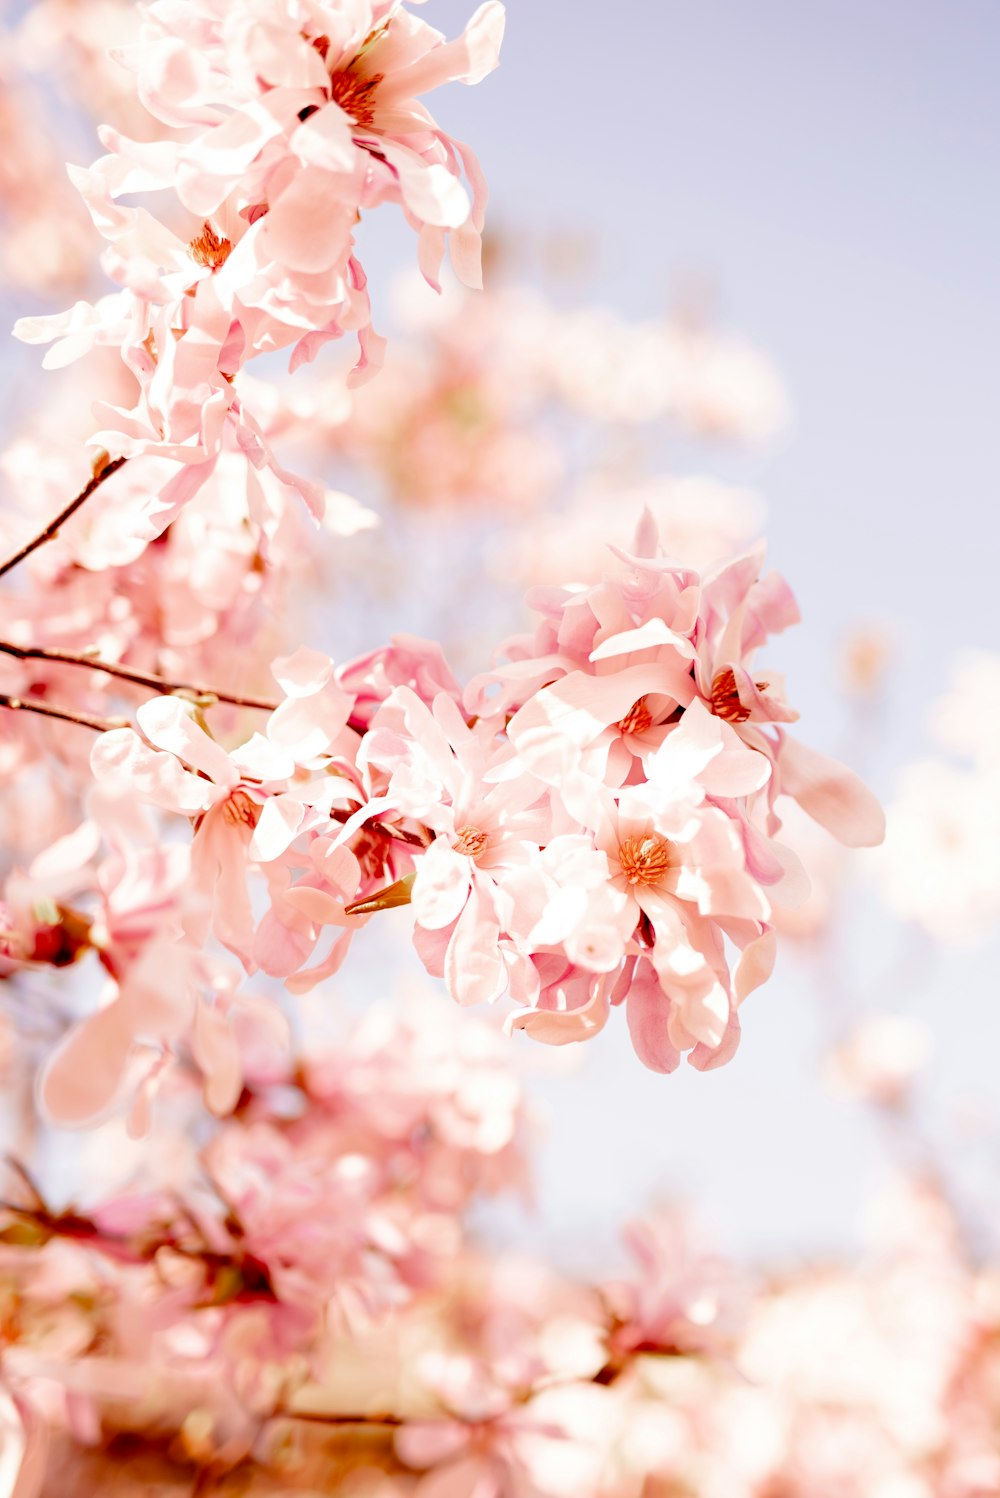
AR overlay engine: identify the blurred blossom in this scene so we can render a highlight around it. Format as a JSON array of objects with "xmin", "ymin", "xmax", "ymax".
[
  {"xmin": 541, "ymin": 306, "xmax": 790, "ymax": 439},
  {"xmin": 12, "ymin": 0, "xmax": 153, "ymax": 136},
  {"xmin": 872, "ymin": 651, "xmax": 1000, "ymax": 945},
  {"xmin": 824, "ymin": 1014, "xmax": 933, "ymax": 1109},
  {"xmin": 498, "ymin": 475, "xmax": 764, "ymax": 588},
  {"xmin": 0, "ymin": 62, "xmax": 97, "ymax": 297},
  {"xmin": 326, "ymin": 281, "xmax": 561, "ymax": 513},
  {"xmin": 875, "ymin": 758, "xmax": 1000, "ymax": 945},
  {"xmin": 928, "ymin": 651, "xmax": 1000, "ymax": 769},
  {"xmin": 838, "ymin": 622, "xmax": 897, "ymax": 702}
]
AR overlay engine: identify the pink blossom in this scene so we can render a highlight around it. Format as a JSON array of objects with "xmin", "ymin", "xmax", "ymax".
[{"xmin": 14, "ymin": 0, "xmax": 505, "ymax": 524}]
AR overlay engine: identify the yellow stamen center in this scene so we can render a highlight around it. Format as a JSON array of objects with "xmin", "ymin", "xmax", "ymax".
[
  {"xmin": 189, "ymin": 222, "xmax": 233, "ymax": 271},
  {"xmin": 329, "ymin": 68, "xmax": 383, "ymax": 128},
  {"xmin": 616, "ymin": 696, "xmax": 654, "ymax": 735},
  {"xmin": 709, "ymin": 668, "xmax": 769, "ymax": 724},
  {"xmin": 453, "ymin": 825, "xmax": 488, "ymax": 861},
  {"xmin": 618, "ymin": 834, "xmax": 674, "ymax": 887},
  {"xmin": 221, "ymin": 789, "xmax": 259, "ymax": 829}
]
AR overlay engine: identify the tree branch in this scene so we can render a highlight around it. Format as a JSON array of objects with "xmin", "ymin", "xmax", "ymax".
[
  {"xmin": 0, "ymin": 455, "xmax": 128, "ymax": 582},
  {"xmin": 0, "ymin": 641, "xmax": 280, "ymax": 712},
  {"xmin": 279, "ymin": 1409, "xmax": 406, "ymax": 1429},
  {"xmin": 0, "ymin": 693, "xmax": 127, "ymax": 734}
]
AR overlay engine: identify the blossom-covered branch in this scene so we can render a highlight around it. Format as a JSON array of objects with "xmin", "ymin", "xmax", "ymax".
[{"xmin": 14, "ymin": 0, "xmax": 506, "ymax": 531}]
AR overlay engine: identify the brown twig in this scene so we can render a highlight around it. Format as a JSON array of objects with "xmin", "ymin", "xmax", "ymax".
[
  {"xmin": 0, "ymin": 693, "xmax": 127, "ymax": 734},
  {"xmin": 279, "ymin": 1409, "xmax": 406, "ymax": 1429},
  {"xmin": 0, "ymin": 641, "xmax": 280, "ymax": 712},
  {"xmin": 0, "ymin": 455, "xmax": 128, "ymax": 582}
]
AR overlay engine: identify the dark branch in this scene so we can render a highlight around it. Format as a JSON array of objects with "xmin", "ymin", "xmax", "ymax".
[
  {"xmin": 0, "ymin": 693, "xmax": 127, "ymax": 734},
  {"xmin": 0, "ymin": 455, "xmax": 128, "ymax": 581},
  {"xmin": 0, "ymin": 641, "xmax": 280, "ymax": 713}
]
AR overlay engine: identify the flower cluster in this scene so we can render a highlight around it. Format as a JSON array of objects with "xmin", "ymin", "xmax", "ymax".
[
  {"xmin": 0, "ymin": 1000, "xmax": 534, "ymax": 1480},
  {"xmin": 13, "ymin": 0, "xmax": 504, "ymax": 524},
  {"xmin": 0, "ymin": 1046, "xmax": 996, "ymax": 1498},
  {"xmin": 368, "ymin": 517, "xmax": 882, "ymax": 1070},
  {"xmin": 0, "ymin": 515, "xmax": 867, "ymax": 1128}
]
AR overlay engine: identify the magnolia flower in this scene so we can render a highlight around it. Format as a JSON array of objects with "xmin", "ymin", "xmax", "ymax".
[
  {"xmin": 362, "ymin": 687, "xmax": 552, "ymax": 1005},
  {"xmin": 90, "ymin": 653, "xmax": 355, "ymax": 962},
  {"xmin": 15, "ymin": 0, "xmax": 505, "ymax": 528}
]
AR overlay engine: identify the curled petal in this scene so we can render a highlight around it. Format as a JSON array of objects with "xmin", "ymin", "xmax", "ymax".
[
  {"xmin": 734, "ymin": 928, "xmax": 776, "ymax": 1004},
  {"xmin": 135, "ymin": 697, "xmax": 236, "ymax": 787},
  {"xmin": 0, "ymin": 1390, "xmax": 48, "ymax": 1498},
  {"xmin": 380, "ymin": 1, "xmax": 506, "ymax": 99},
  {"xmin": 779, "ymin": 735, "xmax": 885, "ymax": 848},
  {"xmin": 507, "ymin": 981, "xmax": 611, "ymax": 1046},
  {"xmin": 378, "ymin": 141, "xmax": 470, "ymax": 229},
  {"xmin": 689, "ymin": 1010, "xmax": 742, "ymax": 1071},
  {"xmin": 92, "ymin": 728, "xmax": 214, "ymax": 816}
]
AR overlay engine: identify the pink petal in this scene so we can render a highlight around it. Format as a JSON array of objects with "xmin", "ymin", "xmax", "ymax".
[
  {"xmin": 91, "ymin": 728, "xmax": 213, "ymax": 815},
  {"xmin": 506, "ymin": 977, "xmax": 611, "ymax": 1046},
  {"xmin": 779, "ymin": 736, "xmax": 886, "ymax": 848},
  {"xmin": 191, "ymin": 1002, "xmax": 242, "ymax": 1116},
  {"xmin": 259, "ymin": 168, "xmax": 356, "ymax": 273},
  {"xmin": 381, "ymin": 1, "xmax": 505, "ymax": 98},
  {"xmin": 135, "ymin": 697, "xmax": 236, "ymax": 787},
  {"xmin": 291, "ymin": 101, "xmax": 356, "ymax": 171},
  {"xmin": 443, "ymin": 886, "xmax": 506, "ymax": 1005},
  {"xmin": 625, "ymin": 967, "xmax": 681, "ymax": 1073},
  {"xmin": 411, "ymin": 838, "xmax": 472, "ymax": 930},
  {"xmin": 5, "ymin": 1392, "xmax": 48, "ymax": 1498},
  {"xmin": 281, "ymin": 887, "xmax": 349, "ymax": 924},
  {"xmin": 699, "ymin": 745, "xmax": 772, "ymax": 798},
  {"xmin": 589, "ymin": 617, "xmax": 695, "ymax": 663},
  {"xmin": 734, "ymin": 928, "xmax": 776, "ymax": 1004},
  {"xmin": 249, "ymin": 795, "xmax": 304, "ymax": 862},
  {"xmin": 378, "ymin": 141, "xmax": 470, "ymax": 229},
  {"xmin": 270, "ymin": 647, "xmax": 333, "ymax": 696},
  {"xmin": 284, "ymin": 930, "xmax": 353, "ymax": 993},
  {"xmin": 39, "ymin": 1000, "xmax": 132, "ymax": 1125},
  {"xmin": 689, "ymin": 1010, "xmax": 742, "ymax": 1071}
]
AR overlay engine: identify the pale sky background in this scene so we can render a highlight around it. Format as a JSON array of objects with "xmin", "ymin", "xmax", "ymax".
[{"xmin": 3, "ymin": 0, "xmax": 999, "ymax": 1273}]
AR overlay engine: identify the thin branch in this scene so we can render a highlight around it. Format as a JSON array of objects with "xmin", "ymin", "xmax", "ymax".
[
  {"xmin": 279, "ymin": 1409, "xmax": 406, "ymax": 1429},
  {"xmin": 0, "ymin": 455, "xmax": 128, "ymax": 582},
  {"xmin": 0, "ymin": 693, "xmax": 126, "ymax": 734},
  {"xmin": 0, "ymin": 641, "xmax": 280, "ymax": 712}
]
